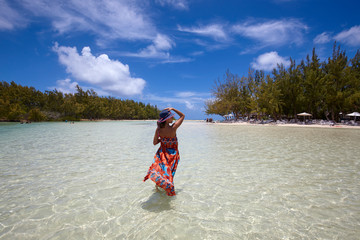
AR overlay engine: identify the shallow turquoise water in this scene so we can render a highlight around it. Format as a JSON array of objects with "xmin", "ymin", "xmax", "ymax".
[{"xmin": 0, "ymin": 121, "xmax": 359, "ymax": 239}]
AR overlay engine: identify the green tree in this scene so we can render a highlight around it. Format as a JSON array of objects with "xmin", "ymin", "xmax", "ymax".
[
  {"xmin": 323, "ymin": 43, "xmax": 349, "ymax": 120},
  {"xmin": 0, "ymin": 99, "xmax": 10, "ymax": 119},
  {"xmin": 7, "ymin": 103, "xmax": 25, "ymax": 121},
  {"xmin": 44, "ymin": 89, "xmax": 64, "ymax": 113},
  {"xmin": 257, "ymin": 74, "xmax": 283, "ymax": 120},
  {"xmin": 300, "ymin": 48, "xmax": 326, "ymax": 119},
  {"xmin": 207, "ymin": 70, "xmax": 247, "ymax": 119},
  {"xmin": 0, "ymin": 81, "xmax": 159, "ymax": 121},
  {"xmin": 248, "ymin": 70, "xmax": 264, "ymax": 119},
  {"xmin": 28, "ymin": 108, "xmax": 46, "ymax": 121},
  {"xmin": 275, "ymin": 59, "xmax": 304, "ymax": 119},
  {"xmin": 345, "ymin": 50, "xmax": 360, "ymax": 112}
]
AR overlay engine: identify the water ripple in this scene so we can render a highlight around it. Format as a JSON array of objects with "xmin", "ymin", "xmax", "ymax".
[{"xmin": 1, "ymin": 121, "xmax": 359, "ymax": 239}]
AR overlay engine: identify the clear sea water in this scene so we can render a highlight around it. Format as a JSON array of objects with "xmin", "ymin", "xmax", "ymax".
[{"xmin": 0, "ymin": 121, "xmax": 359, "ymax": 239}]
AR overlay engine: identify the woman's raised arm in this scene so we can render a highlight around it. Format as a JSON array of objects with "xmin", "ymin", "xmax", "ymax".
[{"xmin": 165, "ymin": 107, "xmax": 185, "ymax": 129}]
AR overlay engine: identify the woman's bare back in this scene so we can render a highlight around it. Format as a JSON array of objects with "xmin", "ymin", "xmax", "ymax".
[{"xmin": 158, "ymin": 125, "xmax": 176, "ymax": 137}]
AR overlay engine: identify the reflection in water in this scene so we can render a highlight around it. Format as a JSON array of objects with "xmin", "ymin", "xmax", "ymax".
[{"xmin": 0, "ymin": 121, "xmax": 359, "ymax": 239}]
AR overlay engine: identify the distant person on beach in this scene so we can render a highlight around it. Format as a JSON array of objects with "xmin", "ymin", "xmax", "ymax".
[{"xmin": 143, "ymin": 107, "xmax": 185, "ymax": 196}]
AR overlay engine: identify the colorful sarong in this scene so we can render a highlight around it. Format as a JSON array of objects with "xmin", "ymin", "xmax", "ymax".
[{"xmin": 143, "ymin": 136, "xmax": 180, "ymax": 196}]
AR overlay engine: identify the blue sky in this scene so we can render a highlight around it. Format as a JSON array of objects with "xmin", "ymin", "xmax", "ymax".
[{"xmin": 1, "ymin": 0, "xmax": 359, "ymax": 120}]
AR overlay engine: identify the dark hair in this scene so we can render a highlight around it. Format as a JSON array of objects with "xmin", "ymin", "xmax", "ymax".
[{"xmin": 158, "ymin": 121, "xmax": 166, "ymax": 128}]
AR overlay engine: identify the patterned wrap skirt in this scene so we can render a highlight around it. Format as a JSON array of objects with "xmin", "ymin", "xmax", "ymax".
[{"xmin": 143, "ymin": 136, "xmax": 180, "ymax": 196}]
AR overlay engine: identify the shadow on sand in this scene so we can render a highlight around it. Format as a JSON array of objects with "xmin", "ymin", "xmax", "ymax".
[{"xmin": 141, "ymin": 188, "xmax": 181, "ymax": 213}]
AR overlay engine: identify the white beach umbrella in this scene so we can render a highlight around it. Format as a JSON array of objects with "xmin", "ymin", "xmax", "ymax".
[
  {"xmin": 223, "ymin": 113, "xmax": 234, "ymax": 119},
  {"xmin": 297, "ymin": 112, "xmax": 312, "ymax": 117},
  {"xmin": 346, "ymin": 112, "xmax": 360, "ymax": 121},
  {"xmin": 297, "ymin": 112, "xmax": 312, "ymax": 122}
]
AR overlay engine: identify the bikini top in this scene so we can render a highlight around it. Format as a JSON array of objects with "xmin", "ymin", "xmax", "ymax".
[{"xmin": 158, "ymin": 131, "xmax": 178, "ymax": 147}]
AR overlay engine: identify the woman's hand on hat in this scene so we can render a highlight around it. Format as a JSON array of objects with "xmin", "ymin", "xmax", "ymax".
[{"xmin": 164, "ymin": 107, "xmax": 174, "ymax": 111}]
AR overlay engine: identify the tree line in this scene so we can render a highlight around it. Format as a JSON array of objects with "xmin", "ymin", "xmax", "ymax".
[
  {"xmin": 205, "ymin": 43, "xmax": 360, "ymax": 122},
  {"xmin": 0, "ymin": 81, "xmax": 160, "ymax": 121}
]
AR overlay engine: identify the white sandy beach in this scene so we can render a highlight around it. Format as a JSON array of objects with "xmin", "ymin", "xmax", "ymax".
[{"xmin": 212, "ymin": 121, "xmax": 360, "ymax": 129}]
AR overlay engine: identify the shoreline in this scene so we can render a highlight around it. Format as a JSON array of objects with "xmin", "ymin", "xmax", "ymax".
[
  {"xmin": 0, "ymin": 119, "xmax": 158, "ymax": 123},
  {"xmin": 2, "ymin": 119, "xmax": 359, "ymax": 129},
  {"xmin": 212, "ymin": 121, "xmax": 360, "ymax": 129}
]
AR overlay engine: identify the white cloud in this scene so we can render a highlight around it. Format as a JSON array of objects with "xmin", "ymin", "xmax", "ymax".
[
  {"xmin": 178, "ymin": 24, "xmax": 228, "ymax": 41},
  {"xmin": 161, "ymin": 57, "xmax": 192, "ymax": 64},
  {"xmin": 12, "ymin": 0, "xmax": 155, "ymax": 41},
  {"xmin": 251, "ymin": 51, "xmax": 290, "ymax": 71},
  {"xmin": 232, "ymin": 19, "xmax": 308, "ymax": 46},
  {"xmin": 54, "ymin": 78, "xmax": 78, "ymax": 94},
  {"xmin": 153, "ymin": 34, "xmax": 174, "ymax": 51},
  {"xmin": 131, "ymin": 34, "xmax": 174, "ymax": 58},
  {"xmin": 314, "ymin": 32, "xmax": 332, "ymax": 44},
  {"xmin": 184, "ymin": 101, "xmax": 195, "ymax": 110},
  {"xmin": 175, "ymin": 91, "xmax": 197, "ymax": 98},
  {"xmin": 0, "ymin": 0, "xmax": 26, "ymax": 30},
  {"xmin": 190, "ymin": 51, "xmax": 204, "ymax": 56},
  {"xmin": 178, "ymin": 19, "xmax": 307, "ymax": 50},
  {"xmin": 155, "ymin": 0, "xmax": 188, "ymax": 10},
  {"xmin": 124, "ymin": 34, "xmax": 191, "ymax": 63},
  {"xmin": 4, "ymin": 0, "xmax": 190, "ymax": 62},
  {"xmin": 146, "ymin": 91, "xmax": 210, "ymax": 110},
  {"xmin": 334, "ymin": 26, "xmax": 360, "ymax": 46},
  {"xmin": 53, "ymin": 43, "xmax": 146, "ymax": 97},
  {"xmin": 52, "ymin": 79, "xmax": 111, "ymax": 96}
]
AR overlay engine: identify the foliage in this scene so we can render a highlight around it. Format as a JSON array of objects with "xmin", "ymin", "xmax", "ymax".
[
  {"xmin": 28, "ymin": 108, "xmax": 47, "ymax": 122},
  {"xmin": 206, "ymin": 43, "xmax": 360, "ymax": 121},
  {"xmin": 0, "ymin": 81, "xmax": 160, "ymax": 121}
]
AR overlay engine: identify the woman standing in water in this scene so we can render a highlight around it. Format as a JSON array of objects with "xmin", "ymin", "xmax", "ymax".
[{"xmin": 143, "ymin": 107, "xmax": 185, "ymax": 196}]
